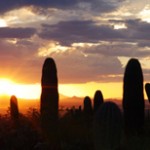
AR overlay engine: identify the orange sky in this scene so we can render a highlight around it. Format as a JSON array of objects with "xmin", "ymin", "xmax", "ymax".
[
  {"xmin": 0, "ymin": 78, "xmax": 123, "ymax": 99},
  {"xmin": 0, "ymin": 1, "xmax": 150, "ymax": 101},
  {"xmin": 0, "ymin": 78, "xmax": 148, "ymax": 100}
]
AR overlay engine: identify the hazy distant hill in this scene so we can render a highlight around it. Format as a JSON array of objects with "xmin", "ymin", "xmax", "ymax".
[
  {"xmin": 0, "ymin": 94, "xmax": 84, "ymax": 114},
  {"xmin": 59, "ymin": 95, "xmax": 84, "ymax": 109},
  {"xmin": 0, "ymin": 94, "xmax": 149, "ymax": 114},
  {"xmin": 0, "ymin": 95, "xmax": 40, "ymax": 114},
  {"xmin": 59, "ymin": 94, "xmax": 69, "ymax": 100}
]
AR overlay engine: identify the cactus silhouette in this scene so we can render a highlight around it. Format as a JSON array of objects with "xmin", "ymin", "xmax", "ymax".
[
  {"xmin": 83, "ymin": 96, "xmax": 92, "ymax": 115},
  {"xmin": 145, "ymin": 83, "xmax": 150, "ymax": 103},
  {"xmin": 93, "ymin": 101, "xmax": 122, "ymax": 150},
  {"xmin": 10, "ymin": 95, "xmax": 19, "ymax": 120},
  {"xmin": 93, "ymin": 90, "xmax": 104, "ymax": 113},
  {"xmin": 40, "ymin": 57, "xmax": 59, "ymax": 148},
  {"xmin": 123, "ymin": 58, "xmax": 145, "ymax": 135}
]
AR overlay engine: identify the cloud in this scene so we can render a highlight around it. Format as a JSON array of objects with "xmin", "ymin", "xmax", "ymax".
[
  {"xmin": 0, "ymin": 27, "xmax": 36, "ymax": 38},
  {"xmin": 0, "ymin": 1, "xmax": 21, "ymax": 14},
  {"xmin": 39, "ymin": 20, "xmax": 125, "ymax": 46},
  {"xmin": 47, "ymin": 49, "xmax": 123, "ymax": 83},
  {"xmin": 124, "ymin": 19, "xmax": 150, "ymax": 40},
  {"xmin": 0, "ymin": 38, "xmax": 123, "ymax": 84},
  {"xmin": 0, "ymin": 39, "xmax": 42, "ymax": 83},
  {"xmin": 138, "ymin": 41, "xmax": 150, "ymax": 47},
  {"xmin": 85, "ymin": 42, "xmax": 150, "ymax": 57},
  {"xmin": 0, "ymin": 0, "xmax": 121, "ymax": 14},
  {"xmin": 0, "ymin": 3, "xmax": 149, "ymax": 85},
  {"xmin": 39, "ymin": 19, "xmax": 150, "ymax": 46},
  {"xmin": 107, "ymin": 19, "xmax": 150, "ymax": 40},
  {"xmin": 36, "ymin": 41, "xmax": 150, "ymax": 83}
]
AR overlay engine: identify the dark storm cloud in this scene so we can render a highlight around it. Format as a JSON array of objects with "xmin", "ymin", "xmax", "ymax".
[
  {"xmin": 85, "ymin": 43, "xmax": 150, "ymax": 57},
  {"xmin": 109, "ymin": 19, "xmax": 125, "ymax": 23},
  {"xmin": 38, "ymin": 19, "xmax": 150, "ymax": 46},
  {"xmin": 124, "ymin": 19, "xmax": 150, "ymax": 40},
  {"xmin": 125, "ymin": 19, "xmax": 150, "ymax": 30},
  {"xmin": 108, "ymin": 19, "xmax": 150, "ymax": 40},
  {"xmin": 0, "ymin": 0, "xmax": 120, "ymax": 14},
  {"xmin": 138, "ymin": 41, "xmax": 150, "ymax": 48},
  {"xmin": 26, "ymin": 0, "xmax": 79, "ymax": 8},
  {"xmin": 39, "ymin": 20, "xmax": 125, "ymax": 46},
  {"xmin": 0, "ymin": 1, "xmax": 21, "ymax": 14},
  {"xmin": 0, "ymin": 27, "xmax": 36, "ymax": 38}
]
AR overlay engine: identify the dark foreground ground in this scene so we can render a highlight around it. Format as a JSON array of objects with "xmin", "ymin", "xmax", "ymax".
[{"xmin": 1, "ymin": 108, "xmax": 150, "ymax": 150}]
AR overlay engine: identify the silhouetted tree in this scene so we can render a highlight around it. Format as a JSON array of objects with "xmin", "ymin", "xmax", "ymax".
[
  {"xmin": 40, "ymin": 57, "xmax": 59, "ymax": 149},
  {"xmin": 93, "ymin": 101, "xmax": 122, "ymax": 150},
  {"xmin": 123, "ymin": 58, "xmax": 145, "ymax": 135},
  {"xmin": 93, "ymin": 90, "xmax": 104, "ymax": 113},
  {"xmin": 10, "ymin": 95, "xmax": 19, "ymax": 120},
  {"xmin": 83, "ymin": 96, "xmax": 92, "ymax": 115},
  {"xmin": 145, "ymin": 83, "xmax": 150, "ymax": 103}
]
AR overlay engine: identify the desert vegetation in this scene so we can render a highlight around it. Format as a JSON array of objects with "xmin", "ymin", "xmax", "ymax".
[{"xmin": 0, "ymin": 57, "xmax": 150, "ymax": 150}]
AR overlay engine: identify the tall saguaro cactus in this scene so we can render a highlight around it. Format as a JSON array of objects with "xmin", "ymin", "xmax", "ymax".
[
  {"xmin": 145, "ymin": 83, "xmax": 150, "ymax": 103},
  {"xmin": 93, "ymin": 90, "xmax": 104, "ymax": 113},
  {"xmin": 83, "ymin": 96, "xmax": 93, "ymax": 127},
  {"xmin": 10, "ymin": 95, "xmax": 19, "ymax": 120},
  {"xmin": 123, "ymin": 58, "xmax": 145, "ymax": 135},
  {"xmin": 93, "ymin": 101, "xmax": 122, "ymax": 150},
  {"xmin": 83, "ymin": 96, "xmax": 92, "ymax": 115},
  {"xmin": 40, "ymin": 57, "xmax": 59, "ymax": 148}
]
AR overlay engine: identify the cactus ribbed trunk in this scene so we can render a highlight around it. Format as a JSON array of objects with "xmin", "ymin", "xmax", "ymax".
[
  {"xmin": 40, "ymin": 57, "xmax": 59, "ymax": 149},
  {"xmin": 10, "ymin": 95, "xmax": 19, "ymax": 120},
  {"xmin": 83, "ymin": 96, "xmax": 93, "ymax": 127},
  {"xmin": 93, "ymin": 90, "xmax": 104, "ymax": 113},
  {"xmin": 145, "ymin": 83, "xmax": 150, "ymax": 103},
  {"xmin": 123, "ymin": 58, "xmax": 145, "ymax": 135},
  {"xmin": 83, "ymin": 96, "xmax": 92, "ymax": 115},
  {"xmin": 93, "ymin": 101, "xmax": 122, "ymax": 150}
]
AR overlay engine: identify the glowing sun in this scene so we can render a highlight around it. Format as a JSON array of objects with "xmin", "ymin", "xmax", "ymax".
[
  {"xmin": 0, "ymin": 78, "xmax": 14, "ymax": 95},
  {"xmin": 0, "ymin": 78, "xmax": 40, "ymax": 99}
]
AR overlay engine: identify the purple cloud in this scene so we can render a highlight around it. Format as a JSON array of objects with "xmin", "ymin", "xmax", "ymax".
[{"xmin": 0, "ymin": 27, "xmax": 36, "ymax": 39}]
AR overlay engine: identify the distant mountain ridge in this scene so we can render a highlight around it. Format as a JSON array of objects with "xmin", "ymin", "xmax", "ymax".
[{"xmin": 0, "ymin": 94, "xmax": 149, "ymax": 114}]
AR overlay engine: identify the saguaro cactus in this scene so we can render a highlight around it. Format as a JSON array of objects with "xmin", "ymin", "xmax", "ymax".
[
  {"xmin": 93, "ymin": 101, "xmax": 122, "ymax": 150},
  {"xmin": 145, "ymin": 83, "xmax": 150, "ymax": 103},
  {"xmin": 83, "ymin": 96, "xmax": 92, "ymax": 115},
  {"xmin": 123, "ymin": 58, "xmax": 145, "ymax": 135},
  {"xmin": 40, "ymin": 57, "xmax": 59, "ymax": 148},
  {"xmin": 93, "ymin": 90, "xmax": 104, "ymax": 113},
  {"xmin": 10, "ymin": 95, "xmax": 19, "ymax": 120}
]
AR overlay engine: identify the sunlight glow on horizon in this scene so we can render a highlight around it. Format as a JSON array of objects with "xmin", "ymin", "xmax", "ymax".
[
  {"xmin": 0, "ymin": 78, "xmax": 148, "ymax": 101},
  {"xmin": 0, "ymin": 78, "xmax": 40, "ymax": 99},
  {"xmin": 59, "ymin": 82, "xmax": 123, "ymax": 99},
  {"xmin": 0, "ymin": 78, "xmax": 124, "ymax": 100}
]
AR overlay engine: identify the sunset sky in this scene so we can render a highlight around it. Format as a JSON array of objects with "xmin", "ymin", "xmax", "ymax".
[{"xmin": 0, "ymin": 0, "xmax": 150, "ymax": 99}]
